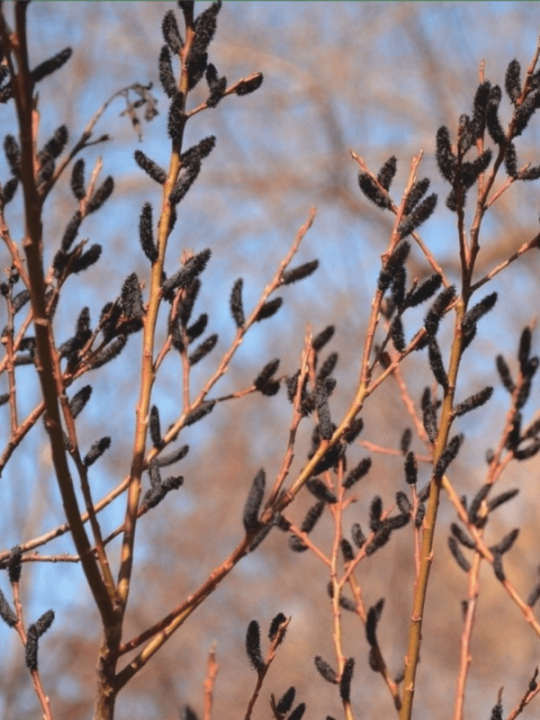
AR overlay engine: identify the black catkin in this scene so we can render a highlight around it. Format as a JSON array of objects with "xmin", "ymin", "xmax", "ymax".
[
  {"xmin": 341, "ymin": 539, "xmax": 355, "ymax": 562},
  {"xmin": 343, "ymin": 417, "xmax": 364, "ymax": 444},
  {"xmin": 139, "ymin": 202, "xmax": 158, "ymax": 263},
  {"xmin": 343, "ymin": 457, "xmax": 372, "ymax": 488},
  {"xmin": 268, "ymin": 612, "xmax": 287, "ymax": 643},
  {"xmin": 369, "ymin": 496, "xmax": 383, "ymax": 531},
  {"xmin": 404, "ymin": 452, "xmax": 418, "ymax": 485},
  {"xmin": 242, "ymin": 469, "xmax": 265, "ymax": 534},
  {"xmin": 288, "ymin": 535, "xmax": 307, "ymax": 552},
  {"xmin": 162, "ymin": 10, "xmax": 184, "ymax": 54},
  {"xmin": 312, "ymin": 325, "xmax": 335, "ymax": 352},
  {"xmin": 435, "ymin": 126, "xmax": 456, "ymax": 182},
  {"xmin": 159, "ymin": 46, "xmax": 177, "ymax": 98},
  {"xmin": 0, "ymin": 588, "xmax": 17, "ymax": 627},
  {"xmin": 61, "ymin": 211, "xmax": 82, "ymax": 253},
  {"xmin": 400, "ymin": 428, "xmax": 412, "ymax": 454},
  {"xmin": 149, "ymin": 405, "xmax": 162, "ymax": 447},
  {"xmin": 433, "ymin": 434, "xmax": 463, "ymax": 478},
  {"xmin": 351, "ymin": 523, "xmax": 366, "ymax": 548},
  {"xmin": 424, "ymin": 285, "xmax": 456, "ymax": 337},
  {"xmin": 255, "ymin": 297, "xmax": 283, "ymax": 322},
  {"xmin": 276, "ymin": 687, "xmax": 296, "ymax": 715},
  {"xmin": 397, "ymin": 193, "xmax": 437, "ymax": 239},
  {"xmin": 490, "ymin": 528, "xmax": 519, "ymax": 556},
  {"xmin": 86, "ymin": 176, "xmax": 114, "ymax": 214},
  {"xmin": 189, "ymin": 334, "xmax": 218, "ymax": 366},
  {"xmin": 288, "ymin": 704, "xmax": 306, "ymax": 720},
  {"xmin": 493, "ymin": 553, "xmax": 506, "ymax": 582},
  {"xmin": 358, "ymin": 173, "xmax": 392, "ymax": 210},
  {"xmin": 282, "ymin": 259, "xmax": 319, "ymax": 285},
  {"xmin": 487, "ymin": 488, "xmax": 519, "ymax": 513},
  {"xmin": 254, "ymin": 358, "xmax": 280, "ymax": 393},
  {"xmin": 504, "ymin": 142, "xmax": 518, "ymax": 178},
  {"xmin": 472, "ymin": 81, "xmax": 491, "ymax": 139},
  {"xmin": 230, "ymin": 278, "xmax": 244, "ymax": 328},
  {"xmin": 406, "ymin": 273, "xmax": 442, "ymax": 308},
  {"xmin": 403, "ymin": 177, "xmax": 431, "ymax": 215},
  {"xmin": 486, "ymin": 85, "xmax": 505, "ymax": 145},
  {"xmin": 167, "ymin": 90, "xmax": 185, "ymax": 144},
  {"xmin": 306, "ymin": 478, "xmax": 337, "ymax": 504},
  {"xmin": 468, "ymin": 484, "xmax": 491, "ymax": 526},
  {"xmin": 377, "ymin": 156, "xmax": 397, "ymax": 190},
  {"xmin": 496, "ymin": 355, "xmax": 515, "ymax": 393},
  {"xmin": 339, "ymin": 658, "xmax": 355, "ymax": 703},
  {"xmin": 134, "ymin": 149, "xmax": 167, "ymax": 184},
  {"xmin": 4, "ymin": 135, "xmax": 20, "ymax": 178},
  {"xmin": 156, "ymin": 444, "xmax": 189, "ymax": 468},
  {"xmin": 205, "ymin": 63, "xmax": 227, "ymax": 108},
  {"xmin": 396, "ymin": 491, "xmax": 412, "ymax": 515},
  {"xmin": 461, "ymin": 292, "xmax": 497, "ymax": 336},
  {"xmin": 518, "ymin": 327, "xmax": 532, "ymax": 373},
  {"xmin": 301, "ymin": 501, "xmax": 325, "ymax": 534},
  {"xmin": 31, "ymin": 47, "xmax": 72, "ymax": 84},
  {"xmin": 366, "ymin": 599, "xmax": 384, "ymax": 647},
  {"xmin": 83, "ymin": 437, "xmax": 111, "ymax": 467},
  {"xmin": 448, "ymin": 536, "xmax": 471, "ymax": 572},
  {"xmin": 450, "ymin": 523, "xmax": 476, "ymax": 549},
  {"xmin": 187, "ymin": 313, "xmax": 208, "ymax": 344},
  {"xmin": 390, "ymin": 315, "xmax": 406, "ymax": 353},
  {"xmin": 453, "ymin": 386, "xmax": 493, "ymax": 417},
  {"xmin": 422, "ymin": 389, "xmax": 438, "ymax": 444},
  {"xmin": 317, "ymin": 352, "xmax": 338, "ymax": 382},
  {"xmin": 506, "ymin": 60, "xmax": 523, "ymax": 104},
  {"xmin": 245, "ymin": 620, "xmax": 265, "ymax": 672},
  {"xmin": 71, "ymin": 159, "xmax": 86, "ymax": 200},
  {"xmin": 25, "ymin": 626, "xmax": 39, "ymax": 671},
  {"xmin": 71, "ymin": 244, "xmax": 102, "ymax": 274},
  {"xmin": 428, "ymin": 337, "xmax": 448, "ymax": 389},
  {"xmin": 235, "ymin": 73, "xmax": 264, "ymax": 96},
  {"xmin": 8, "ymin": 546, "xmax": 22, "ymax": 584},
  {"xmin": 314, "ymin": 656, "xmax": 338, "ymax": 684},
  {"xmin": 184, "ymin": 400, "xmax": 215, "ymax": 426},
  {"xmin": 162, "ymin": 249, "xmax": 212, "ymax": 297}
]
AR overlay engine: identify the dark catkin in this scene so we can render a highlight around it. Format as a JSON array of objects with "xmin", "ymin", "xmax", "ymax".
[
  {"xmin": 162, "ymin": 249, "xmax": 212, "ymax": 297},
  {"xmin": 527, "ymin": 584, "xmax": 540, "ymax": 607},
  {"xmin": 462, "ymin": 293, "xmax": 498, "ymax": 337},
  {"xmin": 415, "ymin": 503, "xmax": 425, "ymax": 528},
  {"xmin": 351, "ymin": 523, "xmax": 366, "ymax": 548},
  {"xmin": 405, "ymin": 273, "xmax": 442, "ymax": 308},
  {"xmin": 422, "ymin": 390, "xmax": 438, "ymax": 444},
  {"xmin": 343, "ymin": 417, "xmax": 364, "ymax": 444},
  {"xmin": 391, "ymin": 266, "xmax": 406, "ymax": 308},
  {"xmin": 496, "ymin": 355, "xmax": 515, "ymax": 393},
  {"xmin": 159, "ymin": 46, "xmax": 177, "ymax": 98},
  {"xmin": 490, "ymin": 528, "xmax": 519, "ymax": 556},
  {"xmin": 276, "ymin": 687, "xmax": 296, "ymax": 715},
  {"xmin": 39, "ymin": 124, "xmax": 68, "ymax": 165},
  {"xmin": 282, "ymin": 260, "xmax": 319, "ymax": 285},
  {"xmin": 468, "ymin": 484, "xmax": 491, "ymax": 526},
  {"xmin": 245, "ymin": 620, "xmax": 265, "ymax": 672},
  {"xmin": 301, "ymin": 501, "xmax": 325, "ymax": 534},
  {"xmin": 424, "ymin": 285, "xmax": 456, "ymax": 337},
  {"xmin": 205, "ymin": 63, "xmax": 227, "ymax": 108},
  {"xmin": 156, "ymin": 444, "xmax": 189, "ymax": 468},
  {"xmin": 167, "ymin": 90, "xmax": 185, "ymax": 145},
  {"xmin": 403, "ymin": 177, "xmax": 431, "ymax": 215},
  {"xmin": 518, "ymin": 164, "xmax": 540, "ymax": 181},
  {"xmin": 1, "ymin": 177, "xmax": 18, "ymax": 205},
  {"xmin": 504, "ymin": 142, "xmax": 518, "ymax": 178},
  {"xmin": 490, "ymin": 698, "xmax": 503, "ymax": 720},
  {"xmin": 139, "ymin": 202, "xmax": 158, "ymax": 263},
  {"xmin": 448, "ymin": 537, "xmax": 471, "ymax": 572},
  {"xmin": 427, "ymin": 337, "xmax": 448, "ymax": 389},
  {"xmin": 396, "ymin": 491, "xmax": 412, "ymax": 515},
  {"xmin": 230, "ymin": 278, "xmax": 244, "ymax": 328},
  {"xmin": 377, "ymin": 156, "xmax": 397, "ymax": 190},
  {"xmin": 435, "ymin": 126, "xmax": 456, "ymax": 182},
  {"xmin": 397, "ymin": 193, "xmax": 437, "ymax": 239},
  {"xmin": 88, "ymin": 335, "xmax": 128, "ymax": 371},
  {"xmin": 134, "ymin": 149, "xmax": 167, "ymax": 184},
  {"xmin": 339, "ymin": 658, "xmax": 355, "ymax": 703},
  {"xmin": 61, "ymin": 211, "xmax": 82, "ymax": 253},
  {"xmin": 453, "ymin": 386, "xmax": 493, "ymax": 417},
  {"xmin": 288, "ymin": 535, "xmax": 307, "ymax": 552},
  {"xmin": 187, "ymin": 313, "xmax": 208, "ymax": 343},
  {"xmin": 242, "ymin": 469, "xmax": 265, "ymax": 534},
  {"xmin": 179, "ymin": 279, "xmax": 201, "ymax": 326},
  {"xmin": 25, "ymin": 625, "xmax": 39, "ymax": 670},
  {"xmin": 83, "ymin": 437, "xmax": 111, "ymax": 467},
  {"xmin": 312, "ymin": 325, "xmax": 335, "ymax": 352},
  {"xmin": 369, "ymin": 496, "xmax": 383, "ymax": 532},
  {"xmin": 288, "ymin": 704, "xmax": 306, "ymax": 720},
  {"xmin": 0, "ymin": 588, "xmax": 17, "ymax": 627},
  {"xmin": 255, "ymin": 297, "xmax": 283, "ymax": 322},
  {"xmin": 315, "ymin": 379, "xmax": 333, "ymax": 440},
  {"xmin": 0, "ymin": 393, "xmax": 10, "ymax": 406},
  {"xmin": 121, "ymin": 273, "xmax": 144, "ymax": 320},
  {"xmin": 314, "ymin": 656, "xmax": 338, "ymax": 684},
  {"xmin": 400, "ymin": 428, "xmax": 412, "ymax": 454},
  {"xmin": 518, "ymin": 327, "xmax": 532, "ymax": 373},
  {"xmin": 487, "ymin": 488, "xmax": 519, "ymax": 513},
  {"xmin": 189, "ymin": 334, "xmax": 218, "ymax": 366},
  {"xmin": 317, "ymin": 352, "xmax": 338, "ymax": 382},
  {"xmin": 254, "ymin": 358, "xmax": 280, "ymax": 392},
  {"xmin": 358, "ymin": 173, "xmax": 392, "ymax": 210},
  {"xmin": 514, "ymin": 439, "xmax": 540, "ymax": 460},
  {"xmin": 149, "ymin": 405, "xmax": 162, "ymax": 448},
  {"xmin": 404, "ymin": 451, "xmax": 417, "ymax": 485},
  {"xmin": 4, "ymin": 135, "xmax": 20, "ymax": 178},
  {"xmin": 268, "ymin": 612, "xmax": 287, "ymax": 643},
  {"xmin": 506, "ymin": 413, "xmax": 522, "ymax": 451},
  {"xmin": 513, "ymin": 89, "xmax": 540, "ymax": 137},
  {"xmin": 12, "ymin": 289, "xmax": 30, "ymax": 313},
  {"xmin": 472, "ymin": 81, "xmax": 491, "ymax": 138},
  {"xmin": 71, "ymin": 159, "xmax": 86, "ymax": 200},
  {"xmin": 486, "ymin": 85, "xmax": 506, "ymax": 145},
  {"xmin": 86, "ymin": 176, "xmax": 114, "ymax": 214},
  {"xmin": 366, "ymin": 598, "xmax": 384, "ymax": 646},
  {"xmin": 306, "ymin": 478, "xmax": 337, "ymax": 504},
  {"xmin": 7, "ymin": 546, "xmax": 22, "ymax": 585},
  {"xmin": 390, "ymin": 316, "xmax": 406, "ymax": 353},
  {"xmin": 235, "ymin": 73, "xmax": 264, "ymax": 96},
  {"xmin": 433, "ymin": 434, "xmax": 463, "ymax": 478},
  {"xmin": 31, "ymin": 47, "xmax": 72, "ymax": 84},
  {"xmin": 162, "ymin": 10, "xmax": 184, "ymax": 53},
  {"xmin": 71, "ymin": 244, "xmax": 102, "ymax": 274},
  {"xmin": 341, "ymin": 539, "xmax": 355, "ymax": 562},
  {"xmin": 451, "ymin": 523, "xmax": 476, "ymax": 549},
  {"xmin": 493, "ymin": 553, "xmax": 506, "ymax": 582},
  {"xmin": 184, "ymin": 400, "xmax": 215, "ymax": 426}
]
